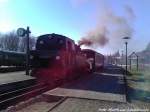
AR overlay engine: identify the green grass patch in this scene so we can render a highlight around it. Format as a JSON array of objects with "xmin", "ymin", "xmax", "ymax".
[
  {"xmin": 126, "ymin": 66, "xmax": 150, "ymax": 102},
  {"xmin": 127, "ymin": 68, "xmax": 150, "ymax": 92}
]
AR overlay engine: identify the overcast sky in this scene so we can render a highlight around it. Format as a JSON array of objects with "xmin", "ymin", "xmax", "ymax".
[{"xmin": 0, "ymin": 0, "xmax": 150, "ymax": 54}]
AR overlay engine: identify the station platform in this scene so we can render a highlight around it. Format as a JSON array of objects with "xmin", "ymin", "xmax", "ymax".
[
  {"xmin": 0, "ymin": 72, "xmax": 36, "ymax": 94},
  {"xmin": 10, "ymin": 65, "xmax": 150, "ymax": 112},
  {"xmin": 44, "ymin": 68, "xmax": 127, "ymax": 102}
]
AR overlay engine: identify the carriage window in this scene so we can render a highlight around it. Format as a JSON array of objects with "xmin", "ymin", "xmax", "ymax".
[{"xmin": 39, "ymin": 41, "xmax": 44, "ymax": 44}]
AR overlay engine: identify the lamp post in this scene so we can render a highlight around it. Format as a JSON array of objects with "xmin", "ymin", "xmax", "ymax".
[
  {"xmin": 123, "ymin": 37, "xmax": 130, "ymax": 75},
  {"xmin": 122, "ymin": 37, "xmax": 130, "ymax": 100}
]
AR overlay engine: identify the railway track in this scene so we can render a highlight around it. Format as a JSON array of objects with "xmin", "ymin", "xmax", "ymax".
[{"xmin": 0, "ymin": 83, "xmax": 49, "ymax": 110}]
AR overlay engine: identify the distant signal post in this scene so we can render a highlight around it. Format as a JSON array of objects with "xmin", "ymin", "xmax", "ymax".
[{"xmin": 17, "ymin": 27, "xmax": 31, "ymax": 75}]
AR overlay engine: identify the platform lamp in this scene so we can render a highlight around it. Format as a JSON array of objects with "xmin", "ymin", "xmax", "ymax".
[
  {"xmin": 122, "ymin": 37, "xmax": 130, "ymax": 100},
  {"xmin": 122, "ymin": 37, "xmax": 130, "ymax": 76}
]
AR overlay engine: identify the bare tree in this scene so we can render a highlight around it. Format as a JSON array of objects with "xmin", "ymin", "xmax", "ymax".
[
  {"xmin": 0, "ymin": 31, "xmax": 19, "ymax": 51},
  {"xmin": 0, "ymin": 34, "xmax": 4, "ymax": 50},
  {"xmin": 29, "ymin": 36, "xmax": 36, "ymax": 50},
  {"xmin": 19, "ymin": 36, "xmax": 36, "ymax": 52},
  {"xmin": 19, "ymin": 37, "xmax": 26, "ymax": 52},
  {"xmin": 0, "ymin": 31, "xmax": 36, "ymax": 52}
]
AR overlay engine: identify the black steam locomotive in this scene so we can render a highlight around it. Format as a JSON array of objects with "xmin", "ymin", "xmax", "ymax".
[{"xmin": 29, "ymin": 33, "xmax": 105, "ymax": 86}]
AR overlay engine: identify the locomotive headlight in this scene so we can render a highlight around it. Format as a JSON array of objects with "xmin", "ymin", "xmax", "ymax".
[
  {"xmin": 39, "ymin": 41, "xmax": 44, "ymax": 44},
  {"xmin": 56, "ymin": 56, "xmax": 60, "ymax": 60},
  {"xmin": 30, "ymin": 55, "xmax": 34, "ymax": 59}
]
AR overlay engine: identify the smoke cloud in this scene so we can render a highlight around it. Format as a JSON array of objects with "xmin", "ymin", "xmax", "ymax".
[
  {"xmin": 124, "ymin": 5, "xmax": 136, "ymax": 19},
  {"xmin": 76, "ymin": 1, "xmax": 135, "ymax": 49},
  {"xmin": 78, "ymin": 25, "xmax": 109, "ymax": 47}
]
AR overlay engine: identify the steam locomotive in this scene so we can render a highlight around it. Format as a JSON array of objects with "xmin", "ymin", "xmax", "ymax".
[{"xmin": 30, "ymin": 33, "xmax": 104, "ymax": 86}]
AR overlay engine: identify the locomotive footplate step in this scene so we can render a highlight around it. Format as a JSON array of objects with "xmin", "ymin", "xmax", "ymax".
[
  {"xmin": 44, "ymin": 69, "xmax": 127, "ymax": 102},
  {"xmin": 0, "ymin": 72, "xmax": 36, "ymax": 94}
]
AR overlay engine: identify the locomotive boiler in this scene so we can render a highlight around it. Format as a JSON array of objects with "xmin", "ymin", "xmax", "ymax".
[{"xmin": 30, "ymin": 33, "xmax": 90, "ymax": 86}]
